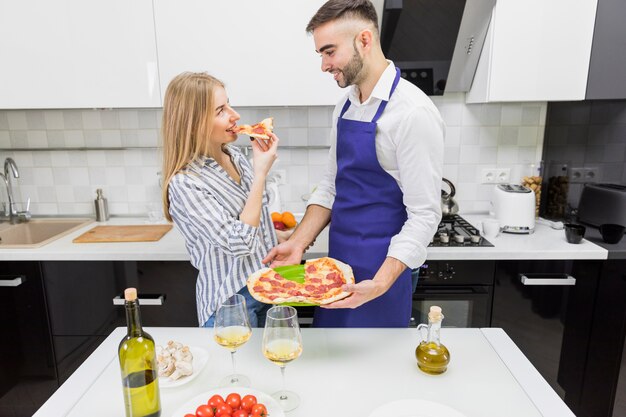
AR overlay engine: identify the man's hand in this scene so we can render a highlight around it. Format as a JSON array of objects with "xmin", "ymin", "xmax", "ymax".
[
  {"xmin": 321, "ymin": 279, "xmax": 386, "ymax": 309},
  {"xmin": 262, "ymin": 240, "xmax": 305, "ymax": 267}
]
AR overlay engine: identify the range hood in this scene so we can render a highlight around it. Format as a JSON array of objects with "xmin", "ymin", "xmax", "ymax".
[{"xmin": 381, "ymin": 0, "xmax": 495, "ymax": 95}]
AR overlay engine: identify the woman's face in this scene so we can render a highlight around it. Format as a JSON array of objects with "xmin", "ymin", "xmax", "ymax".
[{"xmin": 210, "ymin": 86, "xmax": 240, "ymax": 145}]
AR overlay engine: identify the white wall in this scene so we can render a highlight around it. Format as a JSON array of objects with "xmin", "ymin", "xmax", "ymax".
[{"xmin": 0, "ymin": 93, "xmax": 546, "ymax": 217}]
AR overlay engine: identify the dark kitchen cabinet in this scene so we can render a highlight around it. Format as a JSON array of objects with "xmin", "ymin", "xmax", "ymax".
[
  {"xmin": 578, "ymin": 259, "xmax": 626, "ymax": 417},
  {"xmin": 491, "ymin": 259, "xmax": 602, "ymax": 414},
  {"xmin": 118, "ymin": 261, "xmax": 199, "ymax": 327},
  {"xmin": 586, "ymin": 0, "xmax": 626, "ymax": 99},
  {"xmin": 41, "ymin": 261, "xmax": 122, "ymax": 384},
  {"xmin": 0, "ymin": 262, "xmax": 57, "ymax": 417}
]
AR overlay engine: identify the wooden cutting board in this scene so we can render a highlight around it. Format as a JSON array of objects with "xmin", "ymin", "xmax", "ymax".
[{"xmin": 73, "ymin": 225, "xmax": 173, "ymax": 243}]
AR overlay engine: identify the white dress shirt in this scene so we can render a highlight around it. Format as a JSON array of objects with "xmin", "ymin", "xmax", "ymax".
[{"xmin": 307, "ymin": 61, "xmax": 444, "ymax": 269}]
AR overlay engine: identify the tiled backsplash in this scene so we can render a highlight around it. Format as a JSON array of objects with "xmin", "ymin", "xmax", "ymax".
[
  {"xmin": 543, "ymin": 100, "xmax": 626, "ymax": 208},
  {"xmin": 0, "ymin": 93, "xmax": 546, "ymax": 216}
]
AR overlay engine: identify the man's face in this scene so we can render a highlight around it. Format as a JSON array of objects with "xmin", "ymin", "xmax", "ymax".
[{"xmin": 313, "ymin": 21, "xmax": 365, "ymax": 88}]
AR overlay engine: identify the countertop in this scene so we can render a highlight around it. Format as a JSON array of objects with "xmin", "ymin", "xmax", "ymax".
[
  {"xmin": 33, "ymin": 327, "xmax": 574, "ymax": 417},
  {"xmin": 577, "ymin": 224, "xmax": 626, "ymax": 259},
  {"xmin": 0, "ymin": 213, "xmax": 608, "ymax": 261}
]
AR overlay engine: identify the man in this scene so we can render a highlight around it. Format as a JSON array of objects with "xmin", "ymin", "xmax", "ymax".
[{"xmin": 263, "ymin": 0, "xmax": 444, "ymax": 327}]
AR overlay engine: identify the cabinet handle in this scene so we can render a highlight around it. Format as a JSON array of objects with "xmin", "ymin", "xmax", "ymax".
[
  {"xmin": 113, "ymin": 294, "xmax": 165, "ymax": 306},
  {"xmin": 519, "ymin": 274, "xmax": 576, "ymax": 286},
  {"xmin": 0, "ymin": 276, "xmax": 25, "ymax": 287}
]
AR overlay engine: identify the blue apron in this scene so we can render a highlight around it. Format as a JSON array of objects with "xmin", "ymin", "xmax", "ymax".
[{"xmin": 313, "ymin": 68, "xmax": 412, "ymax": 327}]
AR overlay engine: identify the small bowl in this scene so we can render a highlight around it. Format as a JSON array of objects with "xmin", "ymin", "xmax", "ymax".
[
  {"xmin": 599, "ymin": 224, "xmax": 625, "ymax": 244},
  {"xmin": 564, "ymin": 223, "xmax": 586, "ymax": 244}
]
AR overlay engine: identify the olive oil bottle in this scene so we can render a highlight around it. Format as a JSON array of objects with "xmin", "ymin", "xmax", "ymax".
[
  {"xmin": 415, "ymin": 306, "xmax": 450, "ymax": 375},
  {"xmin": 119, "ymin": 288, "xmax": 161, "ymax": 417}
]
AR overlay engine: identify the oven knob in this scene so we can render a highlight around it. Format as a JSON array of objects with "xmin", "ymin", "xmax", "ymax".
[
  {"xmin": 454, "ymin": 235, "xmax": 465, "ymax": 243},
  {"xmin": 470, "ymin": 234, "xmax": 481, "ymax": 244},
  {"xmin": 439, "ymin": 234, "xmax": 449, "ymax": 243}
]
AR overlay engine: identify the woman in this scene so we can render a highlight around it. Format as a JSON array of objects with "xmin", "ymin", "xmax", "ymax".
[{"xmin": 161, "ymin": 72, "xmax": 279, "ymax": 327}]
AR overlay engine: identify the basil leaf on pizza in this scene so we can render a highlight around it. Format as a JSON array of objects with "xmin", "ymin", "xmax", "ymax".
[{"xmin": 247, "ymin": 257, "xmax": 354, "ymax": 305}]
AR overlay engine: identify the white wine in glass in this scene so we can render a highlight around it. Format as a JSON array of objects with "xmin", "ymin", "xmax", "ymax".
[
  {"xmin": 214, "ymin": 293, "xmax": 252, "ymax": 387},
  {"xmin": 262, "ymin": 305, "xmax": 302, "ymax": 411}
]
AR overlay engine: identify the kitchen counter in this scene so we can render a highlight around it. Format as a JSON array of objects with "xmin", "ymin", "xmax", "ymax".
[
  {"xmin": 33, "ymin": 327, "xmax": 574, "ymax": 417},
  {"xmin": 578, "ymin": 224, "xmax": 626, "ymax": 259},
  {"xmin": 0, "ymin": 213, "xmax": 608, "ymax": 261}
]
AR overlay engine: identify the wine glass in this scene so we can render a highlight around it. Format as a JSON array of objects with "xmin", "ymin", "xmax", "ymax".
[
  {"xmin": 214, "ymin": 293, "xmax": 252, "ymax": 387},
  {"xmin": 262, "ymin": 305, "xmax": 302, "ymax": 411}
]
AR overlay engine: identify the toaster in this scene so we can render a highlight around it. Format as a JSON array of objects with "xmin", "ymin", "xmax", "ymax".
[
  {"xmin": 577, "ymin": 183, "xmax": 626, "ymax": 227},
  {"xmin": 491, "ymin": 184, "xmax": 536, "ymax": 234}
]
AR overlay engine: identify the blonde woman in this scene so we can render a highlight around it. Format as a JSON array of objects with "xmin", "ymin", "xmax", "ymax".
[{"xmin": 161, "ymin": 72, "xmax": 279, "ymax": 327}]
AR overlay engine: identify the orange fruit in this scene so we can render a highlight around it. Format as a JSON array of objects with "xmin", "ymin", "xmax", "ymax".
[
  {"xmin": 281, "ymin": 211, "xmax": 297, "ymax": 229},
  {"xmin": 271, "ymin": 212, "xmax": 282, "ymax": 222}
]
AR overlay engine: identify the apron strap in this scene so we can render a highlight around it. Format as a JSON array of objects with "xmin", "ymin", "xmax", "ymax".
[
  {"xmin": 371, "ymin": 67, "xmax": 401, "ymax": 123},
  {"xmin": 338, "ymin": 67, "xmax": 402, "ymax": 122}
]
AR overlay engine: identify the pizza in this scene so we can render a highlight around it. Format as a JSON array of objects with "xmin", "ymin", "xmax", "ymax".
[
  {"xmin": 233, "ymin": 117, "xmax": 274, "ymax": 140},
  {"xmin": 247, "ymin": 257, "xmax": 354, "ymax": 305}
]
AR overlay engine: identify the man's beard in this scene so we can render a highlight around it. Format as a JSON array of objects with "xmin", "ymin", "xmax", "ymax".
[{"xmin": 337, "ymin": 42, "xmax": 365, "ymax": 87}]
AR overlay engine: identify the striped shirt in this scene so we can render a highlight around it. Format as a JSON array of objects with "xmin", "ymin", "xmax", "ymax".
[{"xmin": 168, "ymin": 145, "xmax": 278, "ymax": 326}]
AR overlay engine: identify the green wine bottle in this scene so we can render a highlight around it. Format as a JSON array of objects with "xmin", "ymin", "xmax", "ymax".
[{"xmin": 118, "ymin": 288, "xmax": 161, "ymax": 417}]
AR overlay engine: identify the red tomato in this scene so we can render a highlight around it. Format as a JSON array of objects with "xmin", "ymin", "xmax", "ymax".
[
  {"xmin": 225, "ymin": 393, "xmax": 241, "ymax": 410},
  {"xmin": 232, "ymin": 410, "xmax": 248, "ymax": 417},
  {"xmin": 250, "ymin": 403, "xmax": 268, "ymax": 416},
  {"xmin": 184, "ymin": 414, "xmax": 196, "ymax": 417},
  {"xmin": 208, "ymin": 395, "xmax": 226, "ymax": 408},
  {"xmin": 240, "ymin": 395, "xmax": 257, "ymax": 412},
  {"xmin": 215, "ymin": 403, "xmax": 233, "ymax": 417},
  {"xmin": 195, "ymin": 404, "xmax": 215, "ymax": 417}
]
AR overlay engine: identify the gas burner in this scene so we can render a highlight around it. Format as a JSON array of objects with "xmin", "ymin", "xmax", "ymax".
[{"xmin": 430, "ymin": 214, "xmax": 494, "ymax": 247}]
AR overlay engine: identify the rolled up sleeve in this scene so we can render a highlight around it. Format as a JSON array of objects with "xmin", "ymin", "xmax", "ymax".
[{"xmin": 169, "ymin": 176, "xmax": 262, "ymax": 257}]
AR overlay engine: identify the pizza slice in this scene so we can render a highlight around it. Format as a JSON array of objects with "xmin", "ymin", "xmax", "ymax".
[
  {"xmin": 247, "ymin": 257, "xmax": 354, "ymax": 305},
  {"xmin": 233, "ymin": 117, "xmax": 274, "ymax": 140}
]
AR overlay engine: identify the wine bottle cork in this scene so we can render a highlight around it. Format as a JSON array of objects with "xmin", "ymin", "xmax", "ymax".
[
  {"xmin": 124, "ymin": 287, "xmax": 138, "ymax": 301},
  {"xmin": 429, "ymin": 305, "xmax": 443, "ymax": 321}
]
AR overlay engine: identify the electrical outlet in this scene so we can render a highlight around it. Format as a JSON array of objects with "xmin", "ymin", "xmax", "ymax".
[
  {"xmin": 570, "ymin": 167, "xmax": 600, "ymax": 184},
  {"xmin": 496, "ymin": 168, "xmax": 510, "ymax": 183},
  {"xmin": 481, "ymin": 168, "xmax": 510, "ymax": 184},
  {"xmin": 481, "ymin": 168, "xmax": 496, "ymax": 183},
  {"xmin": 272, "ymin": 169, "xmax": 287, "ymax": 185}
]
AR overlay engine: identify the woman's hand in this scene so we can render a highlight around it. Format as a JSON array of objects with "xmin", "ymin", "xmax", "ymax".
[{"xmin": 251, "ymin": 132, "xmax": 279, "ymax": 178}]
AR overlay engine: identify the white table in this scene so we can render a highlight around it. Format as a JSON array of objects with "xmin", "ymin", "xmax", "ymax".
[{"xmin": 34, "ymin": 327, "xmax": 575, "ymax": 417}]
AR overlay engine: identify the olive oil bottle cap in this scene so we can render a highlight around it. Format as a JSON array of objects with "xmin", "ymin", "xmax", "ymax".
[
  {"xmin": 428, "ymin": 305, "xmax": 443, "ymax": 321},
  {"xmin": 124, "ymin": 288, "xmax": 138, "ymax": 301}
]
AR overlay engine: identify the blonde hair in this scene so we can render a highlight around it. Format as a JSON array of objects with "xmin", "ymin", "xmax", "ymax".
[{"xmin": 161, "ymin": 72, "xmax": 224, "ymax": 221}]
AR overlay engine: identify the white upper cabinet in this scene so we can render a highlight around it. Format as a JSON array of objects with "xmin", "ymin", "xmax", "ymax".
[
  {"xmin": 467, "ymin": 0, "xmax": 598, "ymax": 103},
  {"xmin": 0, "ymin": 0, "xmax": 160, "ymax": 109},
  {"xmin": 153, "ymin": 0, "xmax": 345, "ymax": 107}
]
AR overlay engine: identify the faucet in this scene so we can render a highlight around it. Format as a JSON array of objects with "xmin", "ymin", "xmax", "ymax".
[{"xmin": 0, "ymin": 157, "xmax": 29, "ymax": 224}]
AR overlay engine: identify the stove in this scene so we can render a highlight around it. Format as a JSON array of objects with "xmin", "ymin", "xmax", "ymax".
[{"xmin": 429, "ymin": 214, "xmax": 494, "ymax": 247}]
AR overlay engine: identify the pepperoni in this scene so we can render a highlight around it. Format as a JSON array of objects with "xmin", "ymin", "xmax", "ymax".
[
  {"xmin": 326, "ymin": 272, "xmax": 337, "ymax": 280},
  {"xmin": 273, "ymin": 273, "xmax": 284, "ymax": 280},
  {"xmin": 308, "ymin": 277, "xmax": 322, "ymax": 283},
  {"xmin": 269, "ymin": 280, "xmax": 281, "ymax": 286},
  {"xmin": 283, "ymin": 281, "xmax": 296, "ymax": 288},
  {"xmin": 306, "ymin": 264, "xmax": 317, "ymax": 273},
  {"xmin": 259, "ymin": 276, "xmax": 271, "ymax": 282},
  {"xmin": 252, "ymin": 126, "xmax": 266, "ymax": 134},
  {"xmin": 304, "ymin": 285, "xmax": 317, "ymax": 292},
  {"xmin": 327, "ymin": 282, "xmax": 343, "ymax": 289},
  {"xmin": 267, "ymin": 295, "xmax": 278, "ymax": 300},
  {"xmin": 253, "ymin": 286, "xmax": 265, "ymax": 292}
]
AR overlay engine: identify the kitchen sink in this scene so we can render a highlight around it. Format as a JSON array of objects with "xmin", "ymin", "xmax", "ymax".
[{"xmin": 0, "ymin": 218, "xmax": 93, "ymax": 248}]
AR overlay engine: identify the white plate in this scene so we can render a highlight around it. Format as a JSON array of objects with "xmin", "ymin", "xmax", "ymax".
[
  {"xmin": 171, "ymin": 387, "xmax": 286, "ymax": 417},
  {"xmin": 369, "ymin": 399, "xmax": 467, "ymax": 417},
  {"xmin": 159, "ymin": 346, "xmax": 209, "ymax": 389}
]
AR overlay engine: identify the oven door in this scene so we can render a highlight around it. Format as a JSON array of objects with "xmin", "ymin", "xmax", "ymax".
[{"xmin": 411, "ymin": 285, "xmax": 492, "ymax": 327}]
